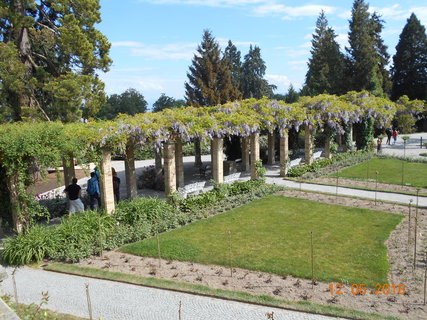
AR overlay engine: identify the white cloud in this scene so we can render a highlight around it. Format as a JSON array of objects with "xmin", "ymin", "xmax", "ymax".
[
  {"xmin": 112, "ymin": 41, "xmax": 198, "ymax": 60},
  {"xmin": 138, "ymin": 0, "xmax": 267, "ymax": 7},
  {"xmin": 253, "ymin": 4, "xmax": 336, "ymax": 20},
  {"xmin": 336, "ymin": 33, "xmax": 348, "ymax": 50},
  {"xmin": 288, "ymin": 60, "xmax": 307, "ymax": 71},
  {"xmin": 112, "ymin": 41, "xmax": 144, "ymax": 48},
  {"xmin": 300, "ymin": 41, "xmax": 311, "ymax": 48}
]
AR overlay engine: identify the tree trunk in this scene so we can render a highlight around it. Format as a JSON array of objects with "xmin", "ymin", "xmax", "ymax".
[
  {"xmin": 194, "ymin": 138, "xmax": 202, "ymax": 167},
  {"xmin": 6, "ymin": 174, "xmax": 23, "ymax": 233}
]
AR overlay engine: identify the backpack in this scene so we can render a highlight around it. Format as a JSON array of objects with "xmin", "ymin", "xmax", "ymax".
[{"xmin": 87, "ymin": 178, "xmax": 98, "ymax": 195}]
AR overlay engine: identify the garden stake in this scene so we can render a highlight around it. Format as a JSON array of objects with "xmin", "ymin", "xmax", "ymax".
[
  {"xmin": 85, "ymin": 283, "xmax": 93, "ymax": 320},
  {"xmin": 366, "ymin": 161, "xmax": 370, "ymax": 186},
  {"xmin": 335, "ymin": 172, "xmax": 339, "ymax": 203},
  {"xmin": 414, "ymin": 189, "xmax": 420, "ymax": 269},
  {"xmin": 408, "ymin": 200, "xmax": 412, "ymax": 247},
  {"xmin": 156, "ymin": 232, "xmax": 161, "ymax": 268},
  {"xmin": 228, "ymin": 230, "xmax": 233, "ymax": 277},
  {"xmin": 12, "ymin": 267, "xmax": 18, "ymax": 304},
  {"xmin": 374, "ymin": 171, "xmax": 379, "ymax": 205},
  {"xmin": 424, "ymin": 252, "xmax": 427, "ymax": 305},
  {"xmin": 178, "ymin": 300, "xmax": 182, "ymax": 320},
  {"xmin": 310, "ymin": 231, "xmax": 314, "ymax": 289}
]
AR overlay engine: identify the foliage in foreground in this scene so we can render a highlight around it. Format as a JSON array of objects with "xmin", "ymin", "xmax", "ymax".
[{"xmin": 1, "ymin": 180, "xmax": 281, "ymax": 265}]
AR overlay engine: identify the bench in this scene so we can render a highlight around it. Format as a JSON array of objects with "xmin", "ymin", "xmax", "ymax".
[
  {"xmin": 313, "ymin": 151, "xmax": 323, "ymax": 160},
  {"xmin": 178, "ymin": 181, "xmax": 207, "ymax": 198},
  {"xmin": 288, "ymin": 158, "xmax": 302, "ymax": 168},
  {"xmin": 224, "ymin": 172, "xmax": 241, "ymax": 183}
]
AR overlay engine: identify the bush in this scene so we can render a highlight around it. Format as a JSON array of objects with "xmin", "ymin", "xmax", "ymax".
[{"xmin": 137, "ymin": 166, "xmax": 165, "ymax": 191}]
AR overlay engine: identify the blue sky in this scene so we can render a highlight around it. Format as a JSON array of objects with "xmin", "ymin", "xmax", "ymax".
[{"xmin": 97, "ymin": 0, "xmax": 427, "ymax": 108}]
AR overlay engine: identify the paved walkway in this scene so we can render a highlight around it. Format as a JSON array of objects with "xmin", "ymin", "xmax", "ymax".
[{"xmin": 1, "ymin": 267, "xmax": 342, "ymax": 320}]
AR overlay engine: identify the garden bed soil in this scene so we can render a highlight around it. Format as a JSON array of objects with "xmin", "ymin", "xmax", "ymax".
[
  {"xmin": 75, "ymin": 191, "xmax": 427, "ymax": 320},
  {"xmin": 311, "ymin": 177, "xmax": 427, "ymax": 195}
]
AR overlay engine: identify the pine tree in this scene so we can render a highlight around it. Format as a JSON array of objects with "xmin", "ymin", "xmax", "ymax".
[
  {"xmin": 391, "ymin": 13, "xmax": 427, "ymax": 101},
  {"xmin": 346, "ymin": 0, "xmax": 384, "ymax": 96},
  {"xmin": 240, "ymin": 45, "xmax": 276, "ymax": 99},
  {"xmin": 371, "ymin": 13, "xmax": 392, "ymax": 96},
  {"xmin": 305, "ymin": 11, "xmax": 345, "ymax": 96},
  {"xmin": 285, "ymin": 84, "xmax": 300, "ymax": 103},
  {"xmin": 185, "ymin": 30, "xmax": 238, "ymax": 107},
  {"xmin": 223, "ymin": 40, "xmax": 242, "ymax": 98},
  {"xmin": 0, "ymin": 0, "xmax": 111, "ymax": 122}
]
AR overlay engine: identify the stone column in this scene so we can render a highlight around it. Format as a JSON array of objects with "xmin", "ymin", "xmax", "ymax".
[
  {"xmin": 279, "ymin": 132, "xmax": 289, "ymax": 176},
  {"xmin": 154, "ymin": 145, "xmax": 163, "ymax": 181},
  {"xmin": 100, "ymin": 149, "xmax": 115, "ymax": 214},
  {"xmin": 125, "ymin": 141, "xmax": 137, "ymax": 199},
  {"xmin": 212, "ymin": 137, "xmax": 224, "ymax": 183},
  {"xmin": 250, "ymin": 132, "xmax": 260, "ymax": 179},
  {"xmin": 304, "ymin": 125, "xmax": 314, "ymax": 165},
  {"xmin": 164, "ymin": 141, "xmax": 176, "ymax": 197},
  {"xmin": 267, "ymin": 131, "xmax": 275, "ymax": 165},
  {"xmin": 6, "ymin": 174, "xmax": 22, "ymax": 233},
  {"xmin": 175, "ymin": 139, "xmax": 185, "ymax": 188},
  {"xmin": 324, "ymin": 136, "xmax": 332, "ymax": 159},
  {"xmin": 241, "ymin": 137, "xmax": 250, "ymax": 172},
  {"xmin": 62, "ymin": 154, "xmax": 75, "ymax": 188}
]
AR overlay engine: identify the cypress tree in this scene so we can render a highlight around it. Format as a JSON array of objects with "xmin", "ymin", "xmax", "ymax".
[
  {"xmin": 305, "ymin": 11, "xmax": 345, "ymax": 96},
  {"xmin": 391, "ymin": 13, "xmax": 427, "ymax": 101},
  {"xmin": 346, "ymin": 0, "xmax": 384, "ymax": 96},
  {"xmin": 223, "ymin": 40, "xmax": 242, "ymax": 99},
  {"xmin": 240, "ymin": 45, "xmax": 276, "ymax": 99},
  {"xmin": 185, "ymin": 30, "xmax": 237, "ymax": 107}
]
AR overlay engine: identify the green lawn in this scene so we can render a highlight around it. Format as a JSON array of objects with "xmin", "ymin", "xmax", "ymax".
[
  {"xmin": 121, "ymin": 195, "xmax": 402, "ymax": 286},
  {"xmin": 334, "ymin": 158, "xmax": 427, "ymax": 188}
]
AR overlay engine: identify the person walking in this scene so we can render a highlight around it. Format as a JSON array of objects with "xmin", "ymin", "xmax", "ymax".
[
  {"xmin": 385, "ymin": 128, "xmax": 392, "ymax": 145},
  {"xmin": 112, "ymin": 167, "xmax": 121, "ymax": 203},
  {"xmin": 87, "ymin": 172, "xmax": 101, "ymax": 210},
  {"xmin": 64, "ymin": 178, "xmax": 84, "ymax": 214},
  {"xmin": 392, "ymin": 128, "xmax": 398, "ymax": 144}
]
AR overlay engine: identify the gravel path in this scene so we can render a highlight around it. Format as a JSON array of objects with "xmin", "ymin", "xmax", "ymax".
[{"xmin": 1, "ymin": 267, "xmax": 342, "ymax": 320}]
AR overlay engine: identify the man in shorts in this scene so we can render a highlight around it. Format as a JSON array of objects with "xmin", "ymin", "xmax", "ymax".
[{"xmin": 64, "ymin": 178, "xmax": 84, "ymax": 213}]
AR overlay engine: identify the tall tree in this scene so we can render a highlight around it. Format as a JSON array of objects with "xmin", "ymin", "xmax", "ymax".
[
  {"xmin": 345, "ymin": 0, "xmax": 384, "ymax": 96},
  {"xmin": 152, "ymin": 93, "xmax": 185, "ymax": 112},
  {"xmin": 185, "ymin": 30, "xmax": 238, "ymax": 107},
  {"xmin": 185, "ymin": 30, "xmax": 238, "ymax": 165},
  {"xmin": 371, "ymin": 13, "xmax": 392, "ymax": 96},
  {"xmin": 97, "ymin": 88, "xmax": 147, "ymax": 120},
  {"xmin": 391, "ymin": 13, "xmax": 427, "ymax": 101},
  {"xmin": 285, "ymin": 84, "xmax": 299, "ymax": 103},
  {"xmin": 223, "ymin": 40, "xmax": 242, "ymax": 96},
  {"xmin": 240, "ymin": 45, "xmax": 276, "ymax": 99},
  {"xmin": 0, "ymin": 0, "xmax": 111, "ymax": 122},
  {"xmin": 304, "ymin": 11, "xmax": 345, "ymax": 96}
]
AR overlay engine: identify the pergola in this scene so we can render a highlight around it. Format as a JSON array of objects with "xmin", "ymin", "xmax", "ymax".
[{"xmin": 1, "ymin": 92, "xmax": 422, "ymax": 232}]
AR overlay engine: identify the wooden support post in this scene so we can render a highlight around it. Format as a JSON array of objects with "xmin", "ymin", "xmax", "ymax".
[
  {"xmin": 267, "ymin": 131, "xmax": 275, "ymax": 165},
  {"xmin": 125, "ymin": 141, "xmax": 137, "ymax": 199},
  {"xmin": 100, "ymin": 149, "xmax": 115, "ymax": 214},
  {"xmin": 250, "ymin": 132, "xmax": 260, "ymax": 180},
  {"xmin": 164, "ymin": 141, "xmax": 176, "ymax": 197},
  {"xmin": 212, "ymin": 137, "xmax": 224, "ymax": 184},
  {"xmin": 241, "ymin": 137, "xmax": 250, "ymax": 172},
  {"xmin": 62, "ymin": 154, "xmax": 76, "ymax": 188},
  {"xmin": 175, "ymin": 139, "xmax": 185, "ymax": 188},
  {"xmin": 304, "ymin": 125, "xmax": 314, "ymax": 165},
  {"xmin": 6, "ymin": 174, "xmax": 22, "ymax": 233},
  {"xmin": 279, "ymin": 132, "xmax": 289, "ymax": 177}
]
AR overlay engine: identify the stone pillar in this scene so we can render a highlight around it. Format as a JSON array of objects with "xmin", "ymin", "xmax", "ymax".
[
  {"xmin": 175, "ymin": 139, "xmax": 185, "ymax": 188},
  {"xmin": 279, "ymin": 133, "xmax": 289, "ymax": 177},
  {"xmin": 125, "ymin": 141, "xmax": 137, "ymax": 199},
  {"xmin": 241, "ymin": 137, "xmax": 250, "ymax": 172},
  {"xmin": 324, "ymin": 136, "xmax": 332, "ymax": 159},
  {"xmin": 6, "ymin": 174, "xmax": 22, "ymax": 233},
  {"xmin": 154, "ymin": 145, "xmax": 163, "ymax": 181},
  {"xmin": 62, "ymin": 154, "xmax": 75, "ymax": 188},
  {"xmin": 212, "ymin": 137, "xmax": 224, "ymax": 183},
  {"xmin": 164, "ymin": 141, "xmax": 176, "ymax": 197},
  {"xmin": 250, "ymin": 132, "xmax": 260, "ymax": 179},
  {"xmin": 100, "ymin": 149, "xmax": 115, "ymax": 214},
  {"xmin": 267, "ymin": 131, "xmax": 275, "ymax": 165},
  {"xmin": 304, "ymin": 125, "xmax": 314, "ymax": 165}
]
